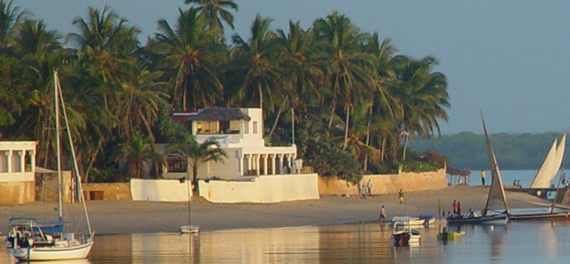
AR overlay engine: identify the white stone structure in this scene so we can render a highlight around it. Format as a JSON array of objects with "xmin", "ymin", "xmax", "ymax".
[
  {"xmin": 165, "ymin": 108, "xmax": 298, "ymax": 180},
  {"xmin": 0, "ymin": 141, "xmax": 37, "ymax": 204}
]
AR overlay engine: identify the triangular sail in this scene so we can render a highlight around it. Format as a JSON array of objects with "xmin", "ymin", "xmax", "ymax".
[
  {"xmin": 530, "ymin": 134, "xmax": 566, "ymax": 188},
  {"xmin": 481, "ymin": 115, "xmax": 510, "ymax": 215}
]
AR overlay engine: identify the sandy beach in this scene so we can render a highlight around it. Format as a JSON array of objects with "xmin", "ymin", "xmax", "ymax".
[{"xmin": 0, "ymin": 186, "xmax": 547, "ymax": 235}]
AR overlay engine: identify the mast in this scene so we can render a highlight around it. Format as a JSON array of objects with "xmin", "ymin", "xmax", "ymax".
[
  {"xmin": 54, "ymin": 71, "xmax": 94, "ymax": 236},
  {"xmin": 54, "ymin": 71, "xmax": 63, "ymax": 220},
  {"xmin": 481, "ymin": 113, "xmax": 510, "ymax": 215},
  {"xmin": 550, "ymin": 168, "xmax": 565, "ymax": 213}
]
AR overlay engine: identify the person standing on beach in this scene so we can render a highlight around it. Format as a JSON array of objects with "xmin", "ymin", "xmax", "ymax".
[
  {"xmin": 398, "ymin": 189, "xmax": 404, "ymax": 204},
  {"xmin": 379, "ymin": 205, "xmax": 387, "ymax": 222},
  {"xmin": 481, "ymin": 170, "xmax": 486, "ymax": 185},
  {"xmin": 452, "ymin": 200, "xmax": 458, "ymax": 214},
  {"xmin": 367, "ymin": 179, "xmax": 373, "ymax": 196}
]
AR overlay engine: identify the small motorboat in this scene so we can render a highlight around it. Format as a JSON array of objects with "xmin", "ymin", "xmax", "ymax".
[
  {"xmin": 437, "ymin": 227, "xmax": 465, "ymax": 241},
  {"xmin": 391, "ymin": 221, "xmax": 421, "ymax": 246},
  {"xmin": 391, "ymin": 216, "xmax": 425, "ymax": 227},
  {"xmin": 419, "ymin": 215, "xmax": 436, "ymax": 226},
  {"xmin": 179, "ymin": 225, "xmax": 200, "ymax": 233}
]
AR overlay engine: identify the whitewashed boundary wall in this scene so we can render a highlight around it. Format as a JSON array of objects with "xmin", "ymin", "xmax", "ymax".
[{"xmin": 198, "ymin": 173, "xmax": 319, "ymax": 203}]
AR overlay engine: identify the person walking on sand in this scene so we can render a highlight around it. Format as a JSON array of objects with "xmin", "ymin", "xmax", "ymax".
[
  {"xmin": 481, "ymin": 170, "xmax": 486, "ymax": 185},
  {"xmin": 398, "ymin": 189, "xmax": 404, "ymax": 204},
  {"xmin": 379, "ymin": 205, "xmax": 387, "ymax": 222},
  {"xmin": 367, "ymin": 179, "xmax": 373, "ymax": 196}
]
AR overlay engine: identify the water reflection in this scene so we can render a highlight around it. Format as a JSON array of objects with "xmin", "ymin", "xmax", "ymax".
[{"xmin": 3, "ymin": 221, "xmax": 570, "ymax": 263}]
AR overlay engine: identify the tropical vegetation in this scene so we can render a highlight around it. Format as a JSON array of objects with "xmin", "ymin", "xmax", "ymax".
[{"xmin": 0, "ymin": 0, "xmax": 450, "ymax": 184}]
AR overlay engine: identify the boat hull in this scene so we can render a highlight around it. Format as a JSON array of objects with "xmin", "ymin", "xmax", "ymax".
[
  {"xmin": 180, "ymin": 225, "xmax": 200, "ymax": 233},
  {"xmin": 391, "ymin": 230, "xmax": 420, "ymax": 246},
  {"xmin": 446, "ymin": 214, "xmax": 508, "ymax": 225},
  {"xmin": 509, "ymin": 212, "xmax": 570, "ymax": 220},
  {"xmin": 10, "ymin": 241, "xmax": 93, "ymax": 261}
]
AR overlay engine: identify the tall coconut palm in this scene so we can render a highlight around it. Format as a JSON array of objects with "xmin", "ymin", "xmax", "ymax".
[
  {"xmin": 150, "ymin": 7, "xmax": 224, "ymax": 111},
  {"xmin": 0, "ymin": 0, "xmax": 27, "ymax": 52},
  {"xmin": 112, "ymin": 61, "xmax": 168, "ymax": 140},
  {"xmin": 313, "ymin": 12, "xmax": 375, "ymax": 150},
  {"xmin": 269, "ymin": 21, "xmax": 325, "ymax": 139},
  {"xmin": 389, "ymin": 55, "xmax": 450, "ymax": 160},
  {"xmin": 67, "ymin": 6, "xmax": 140, "ymax": 87},
  {"xmin": 168, "ymin": 136, "xmax": 227, "ymax": 189},
  {"xmin": 185, "ymin": 0, "xmax": 238, "ymax": 32},
  {"xmin": 230, "ymin": 15, "xmax": 285, "ymax": 119}
]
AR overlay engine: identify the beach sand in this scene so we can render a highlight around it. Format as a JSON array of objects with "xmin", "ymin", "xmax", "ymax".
[{"xmin": 0, "ymin": 186, "xmax": 549, "ymax": 235}]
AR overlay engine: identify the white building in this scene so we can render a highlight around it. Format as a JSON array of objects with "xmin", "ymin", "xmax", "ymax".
[
  {"xmin": 0, "ymin": 141, "xmax": 37, "ymax": 204},
  {"xmin": 163, "ymin": 108, "xmax": 298, "ymax": 180}
]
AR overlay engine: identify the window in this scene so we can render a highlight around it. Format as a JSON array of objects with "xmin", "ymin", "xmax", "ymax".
[
  {"xmin": 253, "ymin": 121, "xmax": 258, "ymax": 134},
  {"xmin": 167, "ymin": 158, "xmax": 187, "ymax": 172},
  {"xmin": 244, "ymin": 120, "xmax": 249, "ymax": 134}
]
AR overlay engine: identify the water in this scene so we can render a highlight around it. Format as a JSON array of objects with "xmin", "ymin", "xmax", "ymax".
[
  {"xmin": 450, "ymin": 169, "xmax": 566, "ymax": 189},
  {"xmin": 3, "ymin": 169, "xmax": 568, "ymax": 263},
  {"xmin": 3, "ymin": 221, "xmax": 570, "ymax": 264}
]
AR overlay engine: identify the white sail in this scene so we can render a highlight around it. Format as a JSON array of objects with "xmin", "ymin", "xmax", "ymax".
[
  {"xmin": 482, "ymin": 115, "xmax": 510, "ymax": 214},
  {"xmin": 530, "ymin": 134, "xmax": 566, "ymax": 188}
]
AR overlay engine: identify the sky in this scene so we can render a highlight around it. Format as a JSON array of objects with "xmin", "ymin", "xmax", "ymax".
[{"xmin": 13, "ymin": 0, "xmax": 570, "ymax": 135}]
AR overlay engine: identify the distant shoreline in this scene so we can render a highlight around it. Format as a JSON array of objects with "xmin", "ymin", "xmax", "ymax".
[{"xmin": 0, "ymin": 186, "xmax": 548, "ymax": 235}]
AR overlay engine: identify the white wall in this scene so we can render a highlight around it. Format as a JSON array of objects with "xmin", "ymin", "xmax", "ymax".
[
  {"xmin": 130, "ymin": 179, "xmax": 193, "ymax": 202},
  {"xmin": 198, "ymin": 173, "xmax": 320, "ymax": 203}
]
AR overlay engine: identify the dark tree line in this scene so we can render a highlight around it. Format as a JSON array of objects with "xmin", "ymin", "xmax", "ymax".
[{"xmin": 409, "ymin": 132, "xmax": 567, "ymax": 171}]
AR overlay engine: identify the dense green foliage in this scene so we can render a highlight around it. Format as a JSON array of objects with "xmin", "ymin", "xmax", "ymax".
[
  {"xmin": 409, "ymin": 132, "xmax": 567, "ymax": 170},
  {"xmin": 0, "ymin": 0, "xmax": 450, "ymax": 183}
]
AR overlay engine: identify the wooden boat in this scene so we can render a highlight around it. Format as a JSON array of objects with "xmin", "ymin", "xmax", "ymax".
[
  {"xmin": 391, "ymin": 221, "xmax": 420, "ymax": 246},
  {"xmin": 447, "ymin": 115, "xmax": 509, "ymax": 225},
  {"xmin": 391, "ymin": 216, "xmax": 425, "ymax": 227},
  {"xmin": 180, "ymin": 225, "xmax": 200, "ymax": 233},
  {"xmin": 437, "ymin": 227, "xmax": 465, "ymax": 240},
  {"xmin": 5, "ymin": 71, "xmax": 94, "ymax": 261},
  {"xmin": 530, "ymin": 134, "xmax": 565, "ymax": 188},
  {"xmin": 509, "ymin": 134, "xmax": 570, "ymax": 220}
]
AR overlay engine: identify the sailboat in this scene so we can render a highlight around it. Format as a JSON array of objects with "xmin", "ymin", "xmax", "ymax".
[
  {"xmin": 446, "ymin": 115, "xmax": 509, "ymax": 225},
  {"xmin": 5, "ymin": 71, "xmax": 94, "ymax": 261},
  {"xmin": 530, "ymin": 134, "xmax": 566, "ymax": 188},
  {"xmin": 179, "ymin": 177, "xmax": 199, "ymax": 233}
]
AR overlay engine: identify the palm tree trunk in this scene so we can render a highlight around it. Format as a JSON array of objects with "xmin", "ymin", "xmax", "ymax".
[
  {"xmin": 328, "ymin": 98, "xmax": 337, "ymax": 128},
  {"xmin": 343, "ymin": 106, "xmax": 350, "ymax": 150},
  {"xmin": 268, "ymin": 95, "xmax": 289, "ymax": 140},
  {"xmin": 363, "ymin": 105, "xmax": 372, "ymax": 172}
]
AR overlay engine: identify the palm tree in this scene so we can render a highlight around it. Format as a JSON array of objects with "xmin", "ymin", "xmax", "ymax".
[
  {"xmin": 230, "ymin": 15, "xmax": 285, "ymax": 118},
  {"xmin": 185, "ymin": 0, "xmax": 238, "ymax": 32},
  {"xmin": 115, "ymin": 132, "xmax": 165, "ymax": 179},
  {"xmin": 313, "ymin": 12, "xmax": 375, "ymax": 150},
  {"xmin": 0, "ymin": 0, "xmax": 27, "ymax": 52},
  {"xmin": 112, "ymin": 61, "xmax": 168, "ymax": 140},
  {"xmin": 269, "ymin": 21, "xmax": 325, "ymax": 139},
  {"xmin": 389, "ymin": 55, "xmax": 450, "ymax": 161},
  {"xmin": 168, "ymin": 136, "xmax": 227, "ymax": 189},
  {"xmin": 149, "ymin": 7, "xmax": 224, "ymax": 111}
]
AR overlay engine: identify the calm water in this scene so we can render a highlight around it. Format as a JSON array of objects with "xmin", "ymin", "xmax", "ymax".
[
  {"xmin": 3, "ymin": 221, "xmax": 570, "ymax": 264},
  {"xmin": 3, "ymin": 170, "xmax": 568, "ymax": 263},
  {"xmin": 451, "ymin": 169, "xmax": 565, "ymax": 189}
]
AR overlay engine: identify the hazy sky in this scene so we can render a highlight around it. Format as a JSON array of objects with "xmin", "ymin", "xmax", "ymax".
[{"xmin": 14, "ymin": 0, "xmax": 570, "ymax": 134}]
